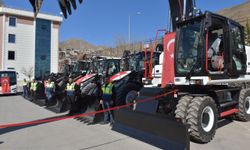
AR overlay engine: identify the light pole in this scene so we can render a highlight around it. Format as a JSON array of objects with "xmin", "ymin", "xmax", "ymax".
[{"xmin": 128, "ymin": 12, "xmax": 141, "ymax": 43}]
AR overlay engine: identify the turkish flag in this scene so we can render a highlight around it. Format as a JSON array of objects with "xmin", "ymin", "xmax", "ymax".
[
  {"xmin": 161, "ymin": 32, "xmax": 176, "ymax": 87},
  {"xmin": 1, "ymin": 77, "xmax": 10, "ymax": 94}
]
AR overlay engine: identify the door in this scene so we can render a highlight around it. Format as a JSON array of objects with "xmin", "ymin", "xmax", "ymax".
[{"xmin": 206, "ymin": 16, "xmax": 228, "ymax": 79}]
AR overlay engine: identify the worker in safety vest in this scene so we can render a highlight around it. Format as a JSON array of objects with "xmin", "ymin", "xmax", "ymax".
[
  {"xmin": 100, "ymin": 76, "xmax": 116, "ymax": 125},
  {"xmin": 30, "ymin": 79, "xmax": 38, "ymax": 101},
  {"xmin": 23, "ymin": 78, "xmax": 28, "ymax": 98},
  {"xmin": 45, "ymin": 78, "xmax": 55, "ymax": 106},
  {"xmin": 66, "ymin": 77, "xmax": 77, "ymax": 115}
]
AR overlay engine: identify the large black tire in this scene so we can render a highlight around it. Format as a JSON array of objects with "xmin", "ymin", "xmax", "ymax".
[
  {"xmin": 187, "ymin": 96, "xmax": 218, "ymax": 143},
  {"xmin": 81, "ymin": 83, "xmax": 97, "ymax": 95},
  {"xmin": 175, "ymin": 95, "xmax": 193, "ymax": 124},
  {"xmin": 116, "ymin": 82, "xmax": 141, "ymax": 106},
  {"xmin": 235, "ymin": 89, "xmax": 250, "ymax": 121}
]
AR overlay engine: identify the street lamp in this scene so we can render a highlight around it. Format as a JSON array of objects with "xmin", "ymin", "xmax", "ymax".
[{"xmin": 128, "ymin": 12, "xmax": 141, "ymax": 43}]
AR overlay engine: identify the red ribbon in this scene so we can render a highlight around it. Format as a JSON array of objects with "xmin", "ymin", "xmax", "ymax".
[{"xmin": 0, "ymin": 90, "xmax": 178, "ymax": 128}]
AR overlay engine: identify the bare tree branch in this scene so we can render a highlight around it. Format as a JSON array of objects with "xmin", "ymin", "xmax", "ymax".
[{"xmin": 21, "ymin": 67, "xmax": 34, "ymax": 80}]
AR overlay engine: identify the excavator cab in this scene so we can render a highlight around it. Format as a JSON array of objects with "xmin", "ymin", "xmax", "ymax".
[
  {"xmin": 72, "ymin": 61, "xmax": 91, "ymax": 75},
  {"xmin": 175, "ymin": 11, "xmax": 247, "ymax": 84}
]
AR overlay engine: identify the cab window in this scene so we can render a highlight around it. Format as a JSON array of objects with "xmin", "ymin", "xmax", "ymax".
[
  {"xmin": 107, "ymin": 61, "xmax": 120, "ymax": 76},
  {"xmin": 230, "ymin": 23, "xmax": 246, "ymax": 72},
  {"xmin": 207, "ymin": 17, "xmax": 225, "ymax": 74}
]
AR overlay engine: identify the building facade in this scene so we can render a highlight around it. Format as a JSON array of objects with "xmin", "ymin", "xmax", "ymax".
[{"xmin": 0, "ymin": 6, "xmax": 63, "ymax": 80}]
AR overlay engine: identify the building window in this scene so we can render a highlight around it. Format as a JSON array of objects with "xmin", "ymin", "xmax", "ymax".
[
  {"xmin": 8, "ymin": 34, "xmax": 16, "ymax": 43},
  {"xmin": 9, "ymin": 17, "xmax": 16, "ymax": 27},
  {"xmin": 7, "ymin": 67, "xmax": 15, "ymax": 70},
  {"xmin": 8, "ymin": 51, "xmax": 15, "ymax": 60}
]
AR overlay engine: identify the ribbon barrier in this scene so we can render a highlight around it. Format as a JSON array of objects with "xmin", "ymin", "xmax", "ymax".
[{"xmin": 0, "ymin": 90, "xmax": 178, "ymax": 129}]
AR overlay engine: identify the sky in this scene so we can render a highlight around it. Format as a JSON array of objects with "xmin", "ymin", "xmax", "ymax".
[{"xmin": 4, "ymin": 0, "xmax": 248, "ymax": 47}]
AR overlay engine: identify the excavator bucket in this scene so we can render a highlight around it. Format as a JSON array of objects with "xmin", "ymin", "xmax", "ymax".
[
  {"xmin": 112, "ymin": 88, "xmax": 190, "ymax": 150},
  {"xmin": 75, "ymin": 95, "xmax": 104, "ymax": 124}
]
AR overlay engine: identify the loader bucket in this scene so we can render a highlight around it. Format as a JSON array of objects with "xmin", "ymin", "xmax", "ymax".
[
  {"xmin": 33, "ymin": 99, "xmax": 46, "ymax": 106},
  {"xmin": 75, "ymin": 95, "xmax": 104, "ymax": 124},
  {"xmin": 46, "ymin": 94, "xmax": 70, "ymax": 113},
  {"xmin": 112, "ymin": 87, "xmax": 190, "ymax": 150},
  {"xmin": 112, "ymin": 109, "xmax": 190, "ymax": 150}
]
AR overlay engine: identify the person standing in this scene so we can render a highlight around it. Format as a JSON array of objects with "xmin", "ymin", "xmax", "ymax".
[
  {"xmin": 100, "ymin": 76, "xmax": 115, "ymax": 125},
  {"xmin": 23, "ymin": 78, "xmax": 28, "ymax": 98},
  {"xmin": 30, "ymin": 79, "xmax": 38, "ymax": 101},
  {"xmin": 66, "ymin": 78, "xmax": 77, "ymax": 115},
  {"xmin": 45, "ymin": 78, "xmax": 55, "ymax": 106}
]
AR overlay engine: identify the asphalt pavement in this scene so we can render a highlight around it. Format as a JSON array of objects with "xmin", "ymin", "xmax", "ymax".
[{"xmin": 0, "ymin": 95, "xmax": 250, "ymax": 150}]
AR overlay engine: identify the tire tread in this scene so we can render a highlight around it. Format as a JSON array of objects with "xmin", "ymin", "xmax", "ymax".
[
  {"xmin": 187, "ymin": 96, "xmax": 217, "ymax": 143},
  {"xmin": 175, "ymin": 95, "xmax": 193, "ymax": 123},
  {"xmin": 235, "ymin": 89, "xmax": 250, "ymax": 121}
]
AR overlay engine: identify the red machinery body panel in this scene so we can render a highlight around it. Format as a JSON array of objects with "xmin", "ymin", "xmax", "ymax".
[
  {"xmin": 161, "ymin": 32, "xmax": 176, "ymax": 87},
  {"xmin": 1, "ymin": 77, "xmax": 10, "ymax": 94},
  {"xmin": 75, "ymin": 74, "xmax": 96, "ymax": 85},
  {"xmin": 110, "ymin": 71, "xmax": 131, "ymax": 82}
]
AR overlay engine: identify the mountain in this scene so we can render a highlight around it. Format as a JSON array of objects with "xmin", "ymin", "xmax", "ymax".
[
  {"xmin": 218, "ymin": 1, "xmax": 250, "ymax": 26},
  {"xmin": 59, "ymin": 38, "xmax": 144, "ymax": 58},
  {"xmin": 59, "ymin": 38, "xmax": 106, "ymax": 52}
]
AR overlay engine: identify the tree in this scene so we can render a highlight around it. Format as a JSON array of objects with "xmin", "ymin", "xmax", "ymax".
[{"xmin": 21, "ymin": 67, "xmax": 34, "ymax": 80}]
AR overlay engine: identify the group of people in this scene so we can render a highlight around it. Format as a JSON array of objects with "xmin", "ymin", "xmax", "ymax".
[
  {"xmin": 23, "ymin": 78, "xmax": 55, "ymax": 105},
  {"xmin": 22, "ymin": 79, "xmax": 39, "ymax": 101},
  {"xmin": 23, "ymin": 76, "xmax": 116, "ymax": 125}
]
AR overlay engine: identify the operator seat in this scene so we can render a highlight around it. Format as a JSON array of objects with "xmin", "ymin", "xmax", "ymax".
[
  {"xmin": 208, "ymin": 33, "xmax": 221, "ymax": 58},
  {"xmin": 208, "ymin": 33, "xmax": 225, "ymax": 72}
]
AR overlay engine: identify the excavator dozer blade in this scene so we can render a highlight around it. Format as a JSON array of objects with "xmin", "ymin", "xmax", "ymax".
[
  {"xmin": 112, "ymin": 109, "xmax": 189, "ymax": 150},
  {"xmin": 112, "ymin": 87, "xmax": 190, "ymax": 150},
  {"xmin": 135, "ymin": 87, "xmax": 164, "ymax": 113},
  {"xmin": 75, "ymin": 95, "xmax": 104, "ymax": 124}
]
